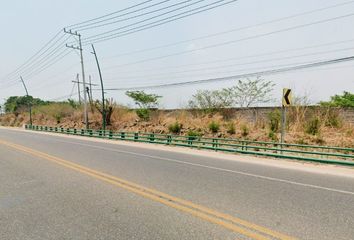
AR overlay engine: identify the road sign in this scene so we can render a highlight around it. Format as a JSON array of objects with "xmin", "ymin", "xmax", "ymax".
[{"xmin": 282, "ymin": 88, "xmax": 292, "ymax": 107}]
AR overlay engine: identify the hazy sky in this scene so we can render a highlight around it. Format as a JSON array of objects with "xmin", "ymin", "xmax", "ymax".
[{"xmin": 1, "ymin": 0, "xmax": 354, "ymax": 108}]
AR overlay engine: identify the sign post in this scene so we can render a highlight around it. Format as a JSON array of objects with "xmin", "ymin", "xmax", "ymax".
[{"xmin": 281, "ymin": 88, "xmax": 292, "ymax": 145}]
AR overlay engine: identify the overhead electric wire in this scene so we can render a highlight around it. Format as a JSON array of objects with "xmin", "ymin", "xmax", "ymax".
[
  {"xmin": 75, "ymin": 0, "xmax": 183, "ymax": 31},
  {"xmin": 104, "ymin": 59, "xmax": 324, "ymax": 87},
  {"xmin": 103, "ymin": 56, "xmax": 354, "ymax": 90},
  {"xmin": 104, "ymin": 58, "xmax": 349, "ymax": 86},
  {"xmin": 48, "ymin": 92, "xmax": 80, "ymax": 102},
  {"xmin": 82, "ymin": 0, "xmax": 237, "ymax": 44},
  {"xmin": 66, "ymin": 0, "xmax": 154, "ymax": 28},
  {"xmin": 82, "ymin": 0, "xmax": 223, "ymax": 39},
  {"xmin": 2, "ymin": 34, "xmax": 71, "ymax": 86},
  {"xmin": 100, "ymin": 13, "xmax": 354, "ymax": 69},
  {"xmin": 25, "ymin": 49, "xmax": 74, "ymax": 80},
  {"xmin": 1, "ymin": 30, "xmax": 63, "ymax": 80},
  {"xmin": 2, "ymin": 35, "xmax": 73, "ymax": 88},
  {"xmin": 102, "ymin": 47, "xmax": 354, "ymax": 81},
  {"xmin": 16, "ymin": 36, "xmax": 72, "ymax": 78},
  {"xmin": 104, "ymin": 0, "xmax": 354, "ymax": 58},
  {"xmin": 97, "ymin": 39, "xmax": 354, "ymax": 76}
]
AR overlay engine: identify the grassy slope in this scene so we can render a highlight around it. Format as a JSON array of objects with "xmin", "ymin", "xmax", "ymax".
[{"xmin": 1, "ymin": 104, "xmax": 353, "ymax": 148}]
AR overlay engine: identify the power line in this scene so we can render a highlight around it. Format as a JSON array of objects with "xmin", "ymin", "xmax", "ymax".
[
  {"xmin": 100, "ymin": 13, "xmax": 354, "ymax": 69},
  {"xmin": 2, "ymin": 34, "xmax": 71, "ymax": 86},
  {"xmin": 103, "ymin": 56, "xmax": 354, "ymax": 90},
  {"xmin": 25, "ymin": 49, "xmax": 74, "ymax": 80},
  {"xmin": 97, "ymin": 39, "xmax": 354, "ymax": 76},
  {"xmin": 66, "ymin": 0, "xmax": 154, "ymax": 28},
  {"xmin": 75, "ymin": 0, "xmax": 179, "ymax": 31},
  {"xmin": 82, "ymin": 0, "xmax": 238, "ymax": 44},
  {"xmin": 102, "ymin": 47, "xmax": 354, "ymax": 81},
  {"xmin": 102, "ymin": 0, "xmax": 354, "ymax": 58},
  {"xmin": 104, "ymin": 58, "xmax": 340, "ymax": 87},
  {"xmin": 1, "ymin": 30, "xmax": 64, "ymax": 80}
]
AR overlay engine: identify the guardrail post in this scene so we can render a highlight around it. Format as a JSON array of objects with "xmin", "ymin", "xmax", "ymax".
[
  {"xmin": 109, "ymin": 130, "xmax": 113, "ymax": 139},
  {"xmin": 188, "ymin": 136, "xmax": 194, "ymax": 146},
  {"xmin": 54, "ymin": 127, "xmax": 58, "ymax": 132},
  {"xmin": 44, "ymin": 126, "xmax": 48, "ymax": 131},
  {"xmin": 121, "ymin": 132, "xmax": 125, "ymax": 139},
  {"xmin": 212, "ymin": 139, "xmax": 218, "ymax": 149},
  {"xmin": 167, "ymin": 135, "xmax": 172, "ymax": 145},
  {"xmin": 134, "ymin": 132, "xmax": 139, "ymax": 141},
  {"xmin": 73, "ymin": 129, "xmax": 77, "ymax": 135},
  {"xmin": 149, "ymin": 133, "xmax": 155, "ymax": 142}
]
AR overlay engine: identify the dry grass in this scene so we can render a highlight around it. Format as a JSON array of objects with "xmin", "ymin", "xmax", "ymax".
[{"xmin": 1, "ymin": 104, "xmax": 353, "ymax": 148}]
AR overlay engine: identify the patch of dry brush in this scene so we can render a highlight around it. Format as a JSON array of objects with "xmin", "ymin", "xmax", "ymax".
[{"xmin": 0, "ymin": 104, "xmax": 352, "ymax": 148}]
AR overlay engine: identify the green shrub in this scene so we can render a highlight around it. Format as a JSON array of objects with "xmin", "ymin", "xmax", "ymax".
[
  {"xmin": 136, "ymin": 108, "xmax": 150, "ymax": 121},
  {"xmin": 268, "ymin": 130, "xmax": 278, "ymax": 141},
  {"xmin": 268, "ymin": 110, "xmax": 281, "ymax": 132},
  {"xmin": 208, "ymin": 121, "xmax": 220, "ymax": 133},
  {"xmin": 187, "ymin": 130, "xmax": 201, "ymax": 140},
  {"xmin": 226, "ymin": 122, "xmax": 236, "ymax": 135},
  {"xmin": 305, "ymin": 117, "xmax": 321, "ymax": 135},
  {"xmin": 54, "ymin": 113, "xmax": 62, "ymax": 124},
  {"xmin": 241, "ymin": 124, "xmax": 249, "ymax": 137},
  {"xmin": 168, "ymin": 121, "xmax": 182, "ymax": 134}
]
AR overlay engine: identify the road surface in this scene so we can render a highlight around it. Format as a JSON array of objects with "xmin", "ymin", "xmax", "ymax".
[{"xmin": 0, "ymin": 127, "xmax": 354, "ymax": 240}]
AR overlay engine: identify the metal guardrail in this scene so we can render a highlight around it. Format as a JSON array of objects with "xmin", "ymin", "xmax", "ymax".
[{"xmin": 25, "ymin": 125, "xmax": 354, "ymax": 166}]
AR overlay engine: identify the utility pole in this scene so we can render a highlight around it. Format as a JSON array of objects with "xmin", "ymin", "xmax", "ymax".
[
  {"xmin": 20, "ymin": 76, "xmax": 32, "ymax": 126},
  {"xmin": 91, "ymin": 44, "xmax": 106, "ymax": 132},
  {"xmin": 64, "ymin": 28, "xmax": 89, "ymax": 129},
  {"xmin": 72, "ymin": 80, "xmax": 98, "ymax": 113},
  {"xmin": 76, "ymin": 73, "xmax": 81, "ymax": 104}
]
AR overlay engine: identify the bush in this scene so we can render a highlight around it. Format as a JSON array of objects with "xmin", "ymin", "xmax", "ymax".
[
  {"xmin": 226, "ymin": 122, "xmax": 236, "ymax": 135},
  {"xmin": 168, "ymin": 121, "xmax": 182, "ymax": 134},
  {"xmin": 187, "ymin": 130, "xmax": 201, "ymax": 140},
  {"xmin": 241, "ymin": 124, "xmax": 249, "ymax": 137},
  {"xmin": 305, "ymin": 117, "xmax": 321, "ymax": 135},
  {"xmin": 268, "ymin": 130, "xmax": 278, "ymax": 141},
  {"xmin": 136, "ymin": 108, "xmax": 150, "ymax": 121},
  {"xmin": 54, "ymin": 113, "xmax": 63, "ymax": 124},
  {"xmin": 208, "ymin": 121, "xmax": 220, "ymax": 133},
  {"xmin": 268, "ymin": 110, "xmax": 281, "ymax": 132}
]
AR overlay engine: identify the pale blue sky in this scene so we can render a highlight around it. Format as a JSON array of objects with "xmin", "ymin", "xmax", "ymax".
[{"xmin": 1, "ymin": 0, "xmax": 354, "ymax": 108}]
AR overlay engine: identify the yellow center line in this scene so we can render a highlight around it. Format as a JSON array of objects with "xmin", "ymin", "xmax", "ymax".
[{"xmin": 0, "ymin": 139, "xmax": 297, "ymax": 240}]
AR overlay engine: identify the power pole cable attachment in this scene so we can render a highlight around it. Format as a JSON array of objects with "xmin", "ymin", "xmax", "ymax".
[
  {"xmin": 20, "ymin": 76, "xmax": 32, "ymax": 126},
  {"xmin": 64, "ymin": 28, "xmax": 89, "ymax": 129}
]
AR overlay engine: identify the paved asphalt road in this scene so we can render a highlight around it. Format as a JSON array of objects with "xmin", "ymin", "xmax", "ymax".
[{"xmin": 0, "ymin": 128, "xmax": 354, "ymax": 240}]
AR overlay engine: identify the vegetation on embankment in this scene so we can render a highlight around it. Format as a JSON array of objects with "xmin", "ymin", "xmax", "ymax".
[
  {"xmin": 1, "ymin": 81, "xmax": 353, "ymax": 148},
  {"xmin": 1, "ymin": 104, "xmax": 353, "ymax": 148}
]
